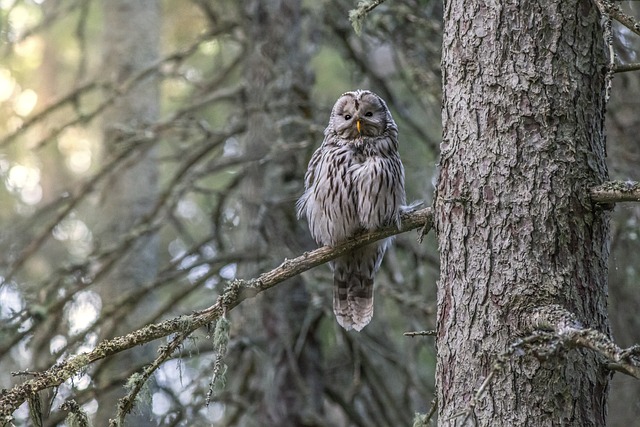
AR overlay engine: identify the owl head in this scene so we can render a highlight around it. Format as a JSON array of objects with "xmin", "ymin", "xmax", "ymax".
[{"xmin": 328, "ymin": 90, "xmax": 395, "ymax": 139}]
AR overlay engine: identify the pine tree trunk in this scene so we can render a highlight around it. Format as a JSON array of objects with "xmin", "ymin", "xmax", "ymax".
[{"xmin": 435, "ymin": 1, "xmax": 610, "ymax": 425}]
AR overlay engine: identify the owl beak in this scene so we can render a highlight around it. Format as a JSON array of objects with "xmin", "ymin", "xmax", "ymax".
[{"xmin": 356, "ymin": 119, "xmax": 362, "ymax": 134}]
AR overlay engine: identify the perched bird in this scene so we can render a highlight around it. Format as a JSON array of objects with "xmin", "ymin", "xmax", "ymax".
[{"xmin": 297, "ymin": 90, "xmax": 405, "ymax": 331}]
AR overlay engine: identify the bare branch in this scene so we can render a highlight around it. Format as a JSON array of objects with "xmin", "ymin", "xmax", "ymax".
[
  {"xmin": 594, "ymin": 0, "xmax": 640, "ymax": 37},
  {"xmin": 590, "ymin": 180, "xmax": 640, "ymax": 203},
  {"xmin": 403, "ymin": 330, "xmax": 436, "ymax": 337},
  {"xmin": 613, "ymin": 62, "xmax": 640, "ymax": 73},
  {"xmin": 0, "ymin": 26, "xmax": 236, "ymax": 149},
  {"xmin": 527, "ymin": 304, "xmax": 640, "ymax": 379},
  {"xmin": 0, "ymin": 207, "xmax": 434, "ymax": 417}
]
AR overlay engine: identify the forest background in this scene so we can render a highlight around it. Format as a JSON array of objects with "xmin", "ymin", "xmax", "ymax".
[{"xmin": 0, "ymin": 0, "xmax": 639, "ymax": 426}]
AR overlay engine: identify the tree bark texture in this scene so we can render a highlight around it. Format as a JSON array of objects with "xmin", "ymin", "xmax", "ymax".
[
  {"xmin": 95, "ymin": 0, "xmax": 160, "ymax": 424},
  {"xmin": 436, "ymin": 1, "xmax": 610, "ymax": 425}
]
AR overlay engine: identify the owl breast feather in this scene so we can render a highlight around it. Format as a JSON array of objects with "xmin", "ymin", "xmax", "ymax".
[{"xmin": 299, "ymin": 134, "xmax": 404, "ymax": 247}]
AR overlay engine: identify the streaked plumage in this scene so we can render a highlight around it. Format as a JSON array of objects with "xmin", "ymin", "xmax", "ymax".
[{"xmin": 297, "ymin": 90, "xmax": 405, "ymax": 331}]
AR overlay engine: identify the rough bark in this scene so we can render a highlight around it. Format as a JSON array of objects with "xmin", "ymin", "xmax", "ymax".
[
  {"xmin": 435, "ymin": 1, "xmax": 610, "ymax": 425},
  {"xmin": 94, "ymin": 1, "xmax": 160, "ymax": 424}
]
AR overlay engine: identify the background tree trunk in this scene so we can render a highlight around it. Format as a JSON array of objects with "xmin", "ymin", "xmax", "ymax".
[
  {"xmin": 232, "ymin": 0, "xmax": 323, "ymax": 425},
  {"xmin": 607, "ymin": 27, "xmax": 640, "ymax": 424},
  {"xmin": 435, "ymin": 1, "xmax": 610, "ymax": 425},
  {"xmin": 94, "ymin": 1, "xmax": 160, "ymax": 423}
]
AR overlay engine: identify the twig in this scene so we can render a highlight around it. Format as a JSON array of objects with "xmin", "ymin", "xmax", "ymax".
[
  {"xmin": 113, "ymin": 331, "xmax": 186, "ymax": 425},
  {"xmin": 403, "ymin": 330, "xmax": 436, "ymax": 337},
  {"xmin": 594, "ymin": 0, "xmax": 640, "ymax": 37},
  {"xmin": 1, "ymin": 27, "xmax": 233, "ymax": 149},
  {"xmin": 349, "ymin": 0, "xmax": 388, "ymax": 35},
  {"xmin": 425, "ymin": 397, "xmax": 437, "ymax": 425}
]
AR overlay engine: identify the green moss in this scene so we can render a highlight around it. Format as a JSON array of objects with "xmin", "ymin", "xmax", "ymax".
[
  {"xmin": 213, "ymin": 316, "xmax": 230, "ymax": 351},
  {"xmin": 124, "ymin": 372, "xmax": 152, "ymax": 409},
  {"xmin": 412, "ymin": 412, "xmax": 429, "ymax": 427}
]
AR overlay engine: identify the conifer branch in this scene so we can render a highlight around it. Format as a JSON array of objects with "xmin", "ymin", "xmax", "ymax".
[
  {"xmin": 590, "ymin": 180, "xmax": 640, "ymax": 203},
  {"xmin": 0, "ymin": 207, "xmax": 434, "ymax": 418}
]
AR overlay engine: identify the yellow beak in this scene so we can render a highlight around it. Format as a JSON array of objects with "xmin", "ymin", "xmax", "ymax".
[{"xmin": 356, "ymin": 119, "xmax": 362, "ymax": 134}]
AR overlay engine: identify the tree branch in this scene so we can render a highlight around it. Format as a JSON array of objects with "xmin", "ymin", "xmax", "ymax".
[
  {"xmin": 452, "ymin": 304, "xmax": 640, "ymax": 424},
  {"xmin": 403, "ymin": 330, "xmax": 437, "ymax": 337},
  {"xmin": 590, "ymin": 180, "xmax": 640, "ymax": 203},
  {"xmin": 594, "ymin": 0, "xmax": 640, "ymax": 37},
  {"xmin": 526, "ymin": 304, "xmax": 640, "ymax": 379},
  {"xmin": 0, "ymin": 207, "xmax": 434, "ymax": 418},
  {"xmin": 349, "ymin": 0, "xmax": 387, "ymax": 35},
  {"xmin": 613, "ymin": 62, "xmax": 640, "ymax": 73}
]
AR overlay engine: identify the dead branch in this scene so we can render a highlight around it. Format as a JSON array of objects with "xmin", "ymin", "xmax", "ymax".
[
  {"xmin": 594, "ymin": 0, "xmax": 640, "ymax": 37},
  {"xmin": 0, "ymin": 26, "xmax": 237, "ymax": 150},
  {"xmin": 590, "ymin": 180, "xmax": 640, "ymax": 203},
  {"xmin": 528, "ymin": 304, "xmax": 640, "ymax": 379},
  {"xmin": 403, "ymin": 330, "xmax": 436, "ymax": 337},
  {"xmin": 0, "ymin": 207, "xmax": 434, "ymax": 418},
  {"xmin": 452, "ymin": 304, "xmax": 640, "ymax": 424},
  {"xmin": 349, "ymin": 0, "xmax": 388, "ymax": 35},
  {"xmin": 613, "ymin": 62, "xmax": 640, "ymax": 73}
]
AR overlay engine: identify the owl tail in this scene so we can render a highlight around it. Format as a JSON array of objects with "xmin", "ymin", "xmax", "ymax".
[{"xmin": 332, "ymin": 254, "xmax": 377, "ymax": 331}]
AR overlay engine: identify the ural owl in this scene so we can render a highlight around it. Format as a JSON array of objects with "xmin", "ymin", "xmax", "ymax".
[{"xmin": 297, "ymin": 90, "xmax": 406, "ymax": 331}]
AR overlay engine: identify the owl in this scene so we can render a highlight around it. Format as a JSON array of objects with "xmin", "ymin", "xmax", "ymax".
[{"xmin": 297, "ymin": 90, "xmax": 406, "ymax": 331}]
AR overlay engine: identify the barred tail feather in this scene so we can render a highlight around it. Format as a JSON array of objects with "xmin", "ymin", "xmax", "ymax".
[{"xmin": 333, "ymin": 258, "xmax": 375, "ymax": 331}]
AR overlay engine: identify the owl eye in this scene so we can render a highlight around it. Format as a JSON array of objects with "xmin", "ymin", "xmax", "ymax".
[
  {"xmin": 364, "ymin": 111, "xmax": 373, "ymax": 117},
  {"xmin": 344, "ymin": 114, "xmax": 352, "ymax": 120}
]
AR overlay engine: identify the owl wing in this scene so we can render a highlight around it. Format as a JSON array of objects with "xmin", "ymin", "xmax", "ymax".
[{"xmin": 296, "ymin": 144, "xmax": 322, "ymax": 220}]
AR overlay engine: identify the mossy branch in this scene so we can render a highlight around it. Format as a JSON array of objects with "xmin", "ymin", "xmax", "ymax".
[
  {"xmin": 349, "ymin": 0, "xmax": 387, "ymax": 35},
  {"xmin": 594, "ymin": 0, "xmax": 640, "ymax": 37},
  {"xmin": 0, "ymin": 207, "xmax": 434, "ymax": 419},
  {"xmin": 526, "ymin": 304, "xmax": 640, "ymax": 379},
  {"xmin": 452, "ymin": 304, "xmax": 640, "ymax": 423}
]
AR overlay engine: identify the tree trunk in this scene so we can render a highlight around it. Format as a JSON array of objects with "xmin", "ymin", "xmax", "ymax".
[
  {"xmin": 95, "ymin": 1, "xmax": 160, "ymax": 424},
  {"xmin": 435, "ymin": 1, "xmax": 610, "ymax": 425},
  {"xmin": 233, "ymin": 0, "xmax": 323, "ymax": 425}
]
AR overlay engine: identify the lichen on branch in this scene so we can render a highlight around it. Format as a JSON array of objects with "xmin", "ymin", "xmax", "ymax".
[{"xmin": 0, "ymin": 207, "xmax": 434, "ymax": 419}]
